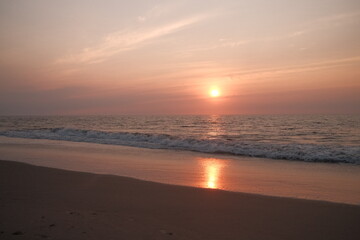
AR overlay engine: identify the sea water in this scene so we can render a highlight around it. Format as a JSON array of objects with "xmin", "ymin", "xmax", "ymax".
[{"xmin": 0, "ymin": 114, "xmax": 359, "ymax": 164}]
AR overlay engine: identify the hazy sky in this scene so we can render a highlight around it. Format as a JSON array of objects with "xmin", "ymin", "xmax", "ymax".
[{"xmin": 0, "ymin": 0, "xmax": 359, "ymax": 115}]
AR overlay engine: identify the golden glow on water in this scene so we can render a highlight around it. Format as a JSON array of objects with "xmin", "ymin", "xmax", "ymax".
[
  {"xmin": 198, "ymin": 158, "xmax": 224, "ymax": 189},
  {"xmin": 207, "ymin": 115, "xmax": 223, "ymax": 138},
  {"xmin": 207, "ymin": 165, "xmax": 217, "ymax": 188}
]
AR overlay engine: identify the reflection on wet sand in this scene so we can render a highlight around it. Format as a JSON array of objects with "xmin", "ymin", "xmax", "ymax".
[{"xmin": 198, "ymin": 158, "xmax": 225, "ymax": 189}]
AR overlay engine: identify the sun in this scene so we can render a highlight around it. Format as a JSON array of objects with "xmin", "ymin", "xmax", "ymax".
[{"xmin": 210, "ymin": 89, "xmax": 220, "ymax": 97}]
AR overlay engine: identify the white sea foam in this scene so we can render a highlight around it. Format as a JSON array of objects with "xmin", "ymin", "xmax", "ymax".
[{"xmin": 1, "ymin": 128, "xmax": 359, "ymax": 164}]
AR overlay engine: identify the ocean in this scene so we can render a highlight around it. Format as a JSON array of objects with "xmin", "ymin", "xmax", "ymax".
[{"xmin": 0, "ymin": 114, "xmax": 359, "ymax": 164}]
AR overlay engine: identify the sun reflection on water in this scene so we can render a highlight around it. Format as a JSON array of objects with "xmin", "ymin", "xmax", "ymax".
[{"xmin": 198, "ymin": 158, "xmax": 224, "ymax": 189}]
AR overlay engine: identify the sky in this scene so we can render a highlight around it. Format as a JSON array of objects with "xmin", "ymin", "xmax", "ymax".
[{"xmin": 0, "ymin": 0, "xmax": 359, "ymax": 115}]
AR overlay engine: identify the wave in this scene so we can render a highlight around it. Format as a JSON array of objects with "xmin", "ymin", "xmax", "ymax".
[{"xmin": 1, "ymin": 128, "xmax": 359, "ymax": 164}]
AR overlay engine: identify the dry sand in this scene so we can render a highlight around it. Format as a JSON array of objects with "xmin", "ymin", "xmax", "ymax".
[{"xmin": 0, "ymin": 160, "xmax": 359, "ymax": 240}]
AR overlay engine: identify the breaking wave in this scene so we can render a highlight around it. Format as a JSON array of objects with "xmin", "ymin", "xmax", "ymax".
[{"xmin": 1, "ymin": 128, "xmax": 359, "ymax": 164}]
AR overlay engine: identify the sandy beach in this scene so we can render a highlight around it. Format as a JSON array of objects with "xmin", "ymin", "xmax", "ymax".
[{"xmin": 1, "ymin": 159, "xmax": 359, "ymax": 240}]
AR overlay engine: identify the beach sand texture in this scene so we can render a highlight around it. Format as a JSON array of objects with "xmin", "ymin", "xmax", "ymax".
[{"xmin": 1, "ymin": 160, "xmax": 359, "ymax": 240}]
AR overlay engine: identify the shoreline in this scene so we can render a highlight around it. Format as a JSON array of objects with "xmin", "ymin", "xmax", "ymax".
[
  {"xmin": 1, "ymin": 159, "xmax": 360, "ymax": 240},
  {"xmin": 2, "ymin": 158, "xmax": 357, "ymax": 207},
  {"xmin": 1, "ymin": 136, "xmax": 360, "ymax": 205}
]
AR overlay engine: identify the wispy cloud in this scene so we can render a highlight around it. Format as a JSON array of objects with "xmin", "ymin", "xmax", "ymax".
[
  {"xmin": 228, "ymin": 56, "xmax": 360, "ymax": 80},
  {"xmin": 157, "ymin": 56, "xmax": 360, "ymax": 84},
  {"xmin": 57, "ymin": 15, "xmax": 207, "ymax": 65},
  {"xmin": 192, "ymin": 11, "xmax": 360, "ymax": 52}
]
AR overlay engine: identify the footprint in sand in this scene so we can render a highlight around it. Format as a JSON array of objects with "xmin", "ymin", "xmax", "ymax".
[
  {"xmin": 12, "ymin": 231, "xmax": 24, "ymax": 235},
  {"xmin": 160, "ymin": 229, "xmax": 174, "ymax": 236}
]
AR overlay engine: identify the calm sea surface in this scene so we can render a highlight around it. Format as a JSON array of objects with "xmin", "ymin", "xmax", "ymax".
[{"xmin": 0, "ymin": 115, "xmax": 359, "ymax": 164}]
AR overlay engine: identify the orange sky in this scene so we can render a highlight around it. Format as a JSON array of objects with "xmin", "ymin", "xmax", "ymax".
[{"xmin": 0, "ymin": 0, "xmax": 359, "ymax": 115}]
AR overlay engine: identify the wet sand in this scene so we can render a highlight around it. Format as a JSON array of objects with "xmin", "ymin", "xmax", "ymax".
[
  {"xmin": 1, "ymin": 137, "xmax": 360, "ymax": 205},
  {"xmin": 0, "ymin": 160, "xmax": 359, "ymax": 240}
]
